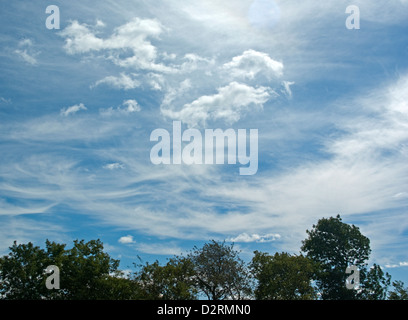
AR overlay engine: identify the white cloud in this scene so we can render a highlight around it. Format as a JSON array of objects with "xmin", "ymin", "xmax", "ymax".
[
  {"xmin": 3, "ymin": 76, "xmax": 407, "ymax": 255},
  {"xmin": 93, "ymin": 73, "xmax": 141, "ymax": 90},
  {"xmin": 393, "ymin": 192, "xmax": 408, "ymax": 199},
  {"xmin": 122, "ymin": 99, "xmax": 141, "ymax": 113},
  {"xmin": 95, "ymin": 19, "xmax": 106, "ymax": 28},
  {"xmin": 103, "ymin": 163, "xmax": 125, "ymax": 170},
  {"xmin": 59, "ymin": 20, "xmax": 105, "ymax": 54},
  {"xmin": 15, "ymin": 38, "xmax": 39, "ymax": 65},
  {"xmin": 161, "ymin": 79, "xmax": 192, "ymax": 106},
  {"xmin": 60, "ymin": 103, "xmax": 87, "ymax": 116},
  {"xmin": 60, "ymin": 18, "xmax": 175, "ymax": 73},
  {"xmin": 15, "ymin": 49, "xmax": 38, "ymax": 65},
  {"xmin": 222, "ymin": 49, "xmax": 283, "ymax": 80},
  {"xmin": 0, "ymin": 199, "xmax": 56, "ymax": 216},
  {"xmin": 282, "ymin": 81, "xmax": 295, "ymax": 99},
  {"xmin": 0, "ymin": 97, "xmax": 11, "ymax": 104},
  {"xmin": 18, "ymin": 39, "xmax": 33, "ymax": 47},
  {"xmin": 180, "ymin": 53, "xmax": 215, "ymax": 73},
  {"xmin": 146, "ymin": 73, "xmax": 166, "ymax": 91},
  {"xmin": 118, "ymin": 235, "xmax": 135, "ymax": 244},
  {"xmin": 100, "ymin": 99, "xmax": 141, "ymax": 116},
  {"xmin": 385, "ymin": 261, "xmax": 408, "ymax": 268},
  {"xmin": 327, "ymin": 75, "xmax": 408, "ymax": 158},
  {"xmin": 228, "ymin": 233, "xmax": 281, "ymax": 243},
  {"xmin": 162, "ymin": 81, "xmax": 272, "ymax": 127}
]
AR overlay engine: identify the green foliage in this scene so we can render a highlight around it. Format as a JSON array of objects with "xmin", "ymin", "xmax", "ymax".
[
  {"xmin": 0, "ymin": 241, "xmax": 49, "ymax": 299},
  {"xmin": 61, "ymin": 239, "xmax": 121, "ymax": 299},
  {"xmin": 133, "ymin": 256, "xmax": 197, "ymax": 300},
  {"xmin": 0, "ymin": 239, "xmax": 139, "ymax": 300},
  {"xmin": 301, "ymin": 215, "xmax": 391, "ymax": 300},
  {"xmin": 187, "ymin": 240, "xmax": 252, "ymax": 300},
  {"xmin": 358, "ymin": 263, "xmax": 391, "ymax": 300},
  {"xmin": 251, "ymin": 251, "xmax": 317, "ymax": 300},
  {"xmin": 388, "ymin": 280, "xmax": 408, "ymax": 300}
]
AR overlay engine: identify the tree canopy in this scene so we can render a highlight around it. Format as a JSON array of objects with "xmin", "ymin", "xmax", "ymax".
[
  {"xmin": 250, "ymin": 251, "xmax": 317, "ymax": 300},
  {"xmin": 0, "ymin": 239, "xmax": 139, "ymax": 300},
  {"xmin": 186, "ymin": 240, "xmax": 252, "ymax": 300},
  {"xmin": 301, "ymin": 215, "xmax": 391, "ymax": 300},
  {"xmin": 0, "ymin": 215, "xmax": 406, "ymax": 300}
]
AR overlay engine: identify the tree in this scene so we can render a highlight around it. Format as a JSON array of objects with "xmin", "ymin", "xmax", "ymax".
[
  {"xmin": 187, "ymin": 240, "xmax": 252, "ymax": 300},
  {"xmin": 133, "ymin": 256, "xmax": 197, "ymax": 300},
  {"xmin": 0, "ymin": 239, "xmax": 139, "ymax": 300},
  {"xmin": 61, "ymin": 239, "xmax": 123, "ymax": 299},
  {"xmin": 388, "ymin": 281, "xmax": 408, "ymax": 300},
  {"xmin": 250, "ymin": 251, "xmax": 317, "ymax": 300},
  {"xmin": 0, "ymin": 241, "xmax": 50, "ymax": 299},
  {"xmin": 358, "ymin": 264, "xmax": 391, "ymax": 300},
  {"xmin": 301, "ymin": 215, "xmax": 391, "ymax": 300}
]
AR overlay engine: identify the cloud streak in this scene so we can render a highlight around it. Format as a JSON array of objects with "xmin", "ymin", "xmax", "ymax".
[
  {"xmin": 228, "ymin": 233, "xmax": 281, "ymax": 243},
  {"xmin": 60, "ymin": 103, "xmax": 87, "ymax": 116}
]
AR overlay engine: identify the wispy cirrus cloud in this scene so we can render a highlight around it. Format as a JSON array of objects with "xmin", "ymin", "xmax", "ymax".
[
  {"xmin": 100, "ymin": 99, "xmax": 141, "ymax": 116},
  {"xmin": 0, "ymin": 97, "xmax": 11, "ymax": 104},
  {"xmin": 385, "ymin": 261, "xmax": 408, "ymax": 269},
  {"xmin": 14, "ymin": 38, "xmax": 39, "ymax": 65},
  {"xmin": 92, "ymin": 73, "xmax": 141, "ymax": 90},
  {"xmin": 228, "ymin": 233, "xmax": 281, "ymax": 243},
  {"xmin": 118, "ymin": 235, "xmax": 182, "ymax": 255},
  {"xmin": 103, "ymin": 162, "xmax": 125, "ymax": 170},
  {"xmin": 60, "ymin": 103, "xmax": 87, "ymax": 116}
]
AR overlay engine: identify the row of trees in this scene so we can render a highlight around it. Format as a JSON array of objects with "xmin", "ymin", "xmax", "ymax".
[{"xmin": 1, "ymin": 215, "xmax": 407, "ymax": 300}]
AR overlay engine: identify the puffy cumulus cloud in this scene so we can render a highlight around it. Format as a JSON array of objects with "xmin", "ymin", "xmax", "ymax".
[
  {"xmin": 59, "ymin": 21, "xmax": 105, "ymax": 54},
  {"xmin": 157, "ymin": 49, "xmax": 288, "ymax": 127},
  {"xmin": 222, "ymin": 49, "xmax": 283, "ymax": 80},
  {"xmin": 118, "ymin": 235, "xmax": 135, "ymax": 244},
  {"xmin": 60, "ymin": 18, "xmax": 162, "ymax": 54},
  {"xmin": 228, "ymin": 232, "xmax": 281, "ymax": 243},
  {"xmin": 60, "ymin": 103, "xmax": 87, "ymax": 116},
  {"xmin": 59, "ymin": 18, "xmax": 174, "ymax": 73},
  {"xmin": 162, "ymin": 81, "xmax": 272, "ymax": 127},
  {"xmin": 122, "ymin": 99, "xmax": 141, "ymax": 113},
  {"xmin": 60, "ymin": 20, "xmax": 291, "ymax": 130}
]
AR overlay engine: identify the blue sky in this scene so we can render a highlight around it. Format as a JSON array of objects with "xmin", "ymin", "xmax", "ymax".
[{"xmin": 1, "ymin": 0, "xmax": 408, "ymax": 285}]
